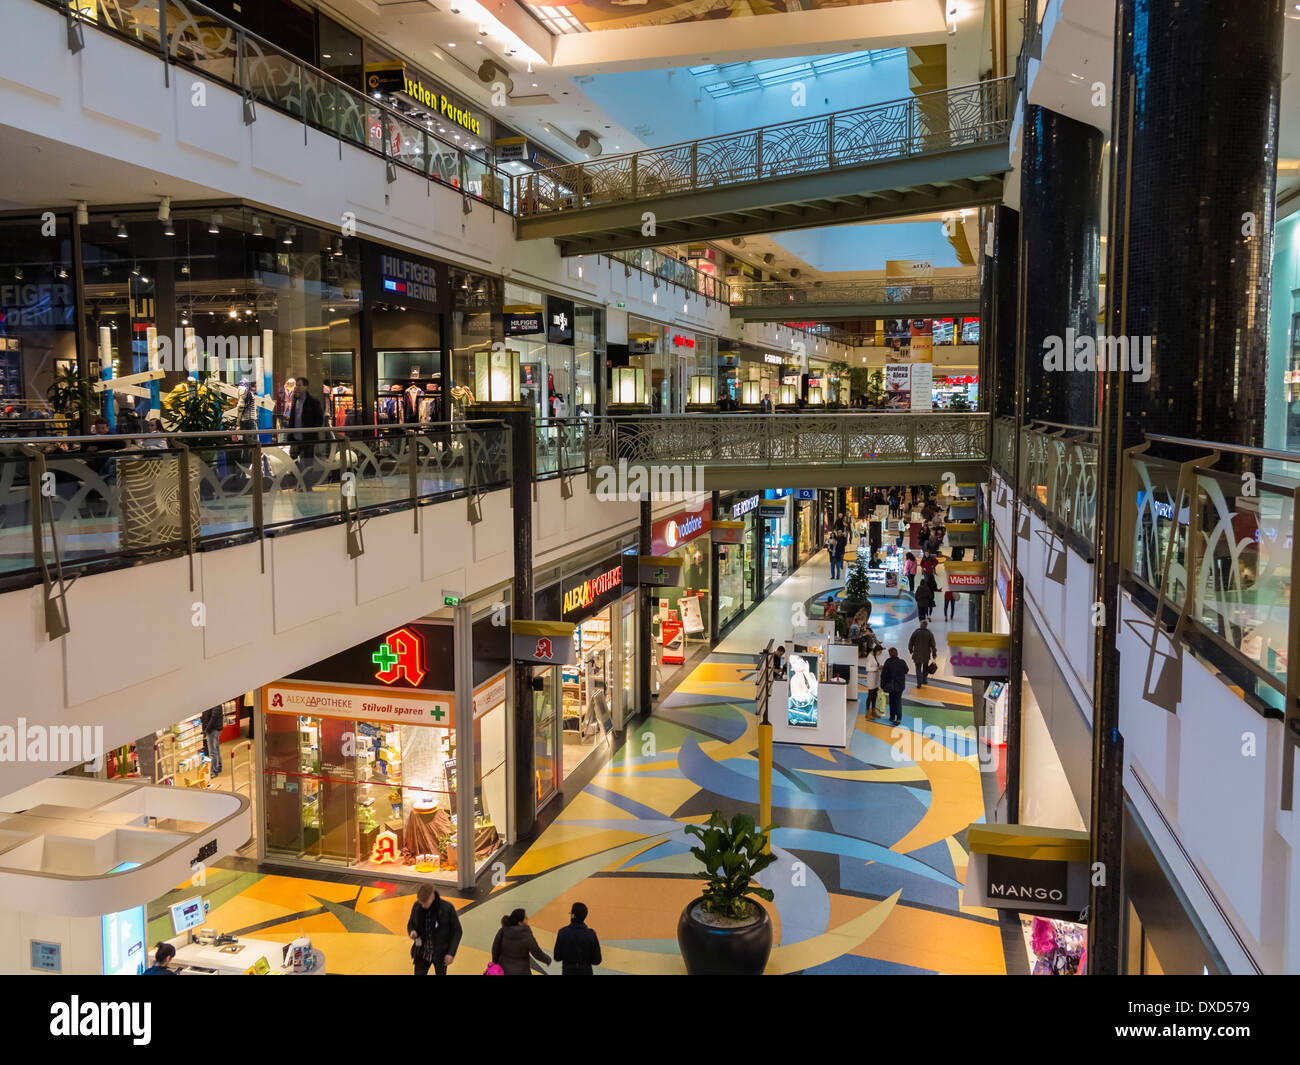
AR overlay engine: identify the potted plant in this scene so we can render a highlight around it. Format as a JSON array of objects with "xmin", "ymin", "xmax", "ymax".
[
  {"xmin": 46, "ymin": 363, "xmax": 92, "ymax": 429},
  {"xmin": 677, "ymin": 811, "xmax": 777, "ymax": 975}
]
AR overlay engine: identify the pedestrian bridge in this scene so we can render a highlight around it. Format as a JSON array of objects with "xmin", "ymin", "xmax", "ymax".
[
  {"xmin": 582, "ymin": 412, "xmax": 991, "ymax": 490},
  {"xmin": 729, "ymin": 277, "xmax": 982, "ymax": 322},
  {"xmin": 514, "ymin": 79, "xmax": 1014, "ymax": 255}
]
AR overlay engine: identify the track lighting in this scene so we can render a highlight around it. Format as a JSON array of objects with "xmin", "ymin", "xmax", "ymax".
[
  {"xmin": 209, "ymin": 212, "xmax": 221, "ymax": 234},
  {"xmin": 157, "ymin": 196, "xmax": 171, "ymax": 222},
  {"xmin": 113, "ymin": 217, "xmax": 127, "ymax": 239},
  {"xmin": 251, "ymin": 215, "xmax": 263, "ymax": 237},
  {"xmin": 75, "ymin": 201, "xmax": 88, "ymax": 226}
]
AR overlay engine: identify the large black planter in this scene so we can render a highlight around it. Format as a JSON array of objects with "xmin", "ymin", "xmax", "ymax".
[{"xmin": 677, "ymin": 897, "xmax": 773, "ymax": 975}]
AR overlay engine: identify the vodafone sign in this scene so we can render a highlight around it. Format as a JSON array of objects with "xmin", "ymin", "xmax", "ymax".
[{"xmin": 652, "ymin": 503, "xmax": 711, "ymax": 555}]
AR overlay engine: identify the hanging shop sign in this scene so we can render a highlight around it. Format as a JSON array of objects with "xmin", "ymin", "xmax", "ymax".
[
  {"xmin": 365, "ymin": 61, "xmax": 406, "ymax": 95},
  {"xmin": 759, "ymin": 499, "xmax": 789, "ymax": 520},
  {"xmin": 943, "ymin": 561, "xmax": 987, "ymax": 591},
  {"xmin": 763, "ymin": 353, "xmax": 784, "ymax": 365},
  {"xmin": 503, "ymin": 310, "xmax": 544, "ymax": 336},
  {"xmin": 963, "ymin": 824, "xmax": 1090, "ymax": 912},
  {"xmin": 287, "ymin": 621, "xmax": 454, "ymax": 693},
  {"xmin": 401, "ymin": 75, "xmax": 487, "ymax": 138},
  {"xmin": 548, "ymin": 296, "xmax": 575, "ymax": 345},
  {"xmin": 666, "ymin": 327, "xmax": 696, "ymax": 350},
  {"xmin": 512, "ymin": 620, "xmax": 576, "ymax": 665},
  {"xmin": 711, "ymin": 520, "xmax": 745, "ymax": 545},
  {"xmin": 945, "ymin": 632, "xmax": 1010, "ymax": 679},
  {"xmin": 795, "ymin": 489, "xmax": 816, "ymax": 501},
  {"xmin": 652, "ymin": 502, "xmax": 712, "ymax": 554},
  {"xmin": 264, "ymin": 681, "xmax": 454, "ymax": 726},
  {"xmin": 560, "ymin": 556, "xmax": 627, "ymax": 623},
  {"xmin": 945, "ymin": 521, "xmax": 979, "ymax": 547},
  {"xmin": 363, "ymin": 244, "xmax": 442, "ymax": 311},
  {"xmin": 730, "ymin": 493, "xmax": 760, "ymax": 520},
  {"xmin": 637, "ymin": 555, "xmax": 684, "ymax": 586}
]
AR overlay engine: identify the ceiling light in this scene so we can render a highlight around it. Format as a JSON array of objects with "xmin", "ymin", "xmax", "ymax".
[
  {"xmin": 322, "ymin": 53, "xmax": 331, "ymax": 59},
  {"xmin": 252, "ymin": 216, "xmax": 263, "ymax": 237},
  {"xmin": 113, "ymin": 217, "xmax": 127, "ymax": 238},
  {"xmin": 13, "ymin": 267, "xmax": 22, "ymax": 280},
  {"xmin": 208, "ymin": 212, "xmax": 221, "ymax": 234},
  {"xmin": 282, "ymin": 226, "xmax": 295, "ymax": 245},
  {"xmin": 163, "ymin": 218, "xmax": 174, "ymax": 237},
  {"xmin": 131, "ymin": 262, "xmax": 140, "ymax": 277},
  {"xmin": 75, "ymin": 201, "xmax": 88, "ymax": 226},
  {"xmin": 229, "ymin": 309, "xmax": 238, "ymax": 318},
  {"xmin": 448, "ymin": 42, "xmax": 456, "ymax": 47},
  {"xmin": 156, "ymin": 196, "xmax": 171, "ymax": 222}
]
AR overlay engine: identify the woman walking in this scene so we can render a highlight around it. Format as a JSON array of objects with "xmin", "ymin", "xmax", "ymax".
[
  {"xmin": 863, "ymin": 643, "xmax": 885, "ymax": 718},
  {"xmin": 491, "ymin": 908, "xmax": 552, "ymax": 975}
]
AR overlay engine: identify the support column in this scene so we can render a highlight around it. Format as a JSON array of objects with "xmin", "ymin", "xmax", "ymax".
[
  {"xmin": 639, "ymin": 497, "xmax": 652, "ymax": 718},
  {"xmin": 990, "ymin": 206, "xmax": 1019, "ymax": 422},
  {"xmin": 1091, "ymin": 0, "xmax": 1284, "ymax": 976},
  {"xmin": 1019, "ymin": 105, "xmax": 1104, "ymax": 428}
]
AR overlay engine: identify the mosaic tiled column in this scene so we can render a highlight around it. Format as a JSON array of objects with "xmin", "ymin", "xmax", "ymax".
[
  {"xmin": 989, "ymin": 205, "xmax": 1019, "ymax": 420},
  {"xmin": 1019, "ymin": 104, "xmax": 1104, "ymax": 428},
  {"xmin": 1108, "ymin": 0, "xmax": 1282, "ymax": 449}
]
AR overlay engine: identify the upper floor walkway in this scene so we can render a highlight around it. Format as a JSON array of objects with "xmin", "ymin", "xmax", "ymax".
[
  {"xmin": 512, "ymin": 79, "xmax": 1016, "ymax": 255},
  {"xmin": 730, "ymin": 276, "xmax": 983, "ymax": 322}
]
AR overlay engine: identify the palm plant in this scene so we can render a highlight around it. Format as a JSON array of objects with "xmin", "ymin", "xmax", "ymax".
[
  {"xmin": 46, "ymin": 363, "xmax": 92, "ymax": 422},
  {"xmin": 684, "ymin": 811, "xmax": 777, "ymax": 919}
]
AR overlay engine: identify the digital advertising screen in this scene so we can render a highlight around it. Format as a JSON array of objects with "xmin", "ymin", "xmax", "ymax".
[
  {"xmin": 932, "ymin": 318, "xmax": 955, "ymax": 345},
  {"xmin": 786, "ymin": 652, "xmax": 821, "ymax": 728},
  {"xmin": 961, "ymin": 316, "xmax": 981, "ymax": 343},
  {"xmin": 101, "ymin": 904, "xmax": 146, "ymax": 976}
]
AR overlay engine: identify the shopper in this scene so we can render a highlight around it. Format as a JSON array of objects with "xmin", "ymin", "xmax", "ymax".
[
  {"xmin": 553, "ymin": 901, "xmax": 602, "ymax": 975},
  {"xmin": 888, "ymin": 490, "xmax": 899, "ymax": 518},
  {"xmin": 491, "ymin": 908, "xmax": 552, "ymax": 975},
  {"xmin": 200, "ymin": 704, "xmax": 224, "ymax": 777},
  {"xmin": 944, "ymin": 588, "xmax": 959, "ymax": 622},
  {"xmin": 904, "ymin": 552, "xmax": 918, "ymax": 593},
  {"xmin": 881, "ymin": 648, "xmax": 909, "ymax": 726},
  {"xmin": 142, "ymin": 942, "xmax": 177, "ymax": 974},
  {"xmin": 772, "ymin": 645, "xmax": 787, "ymax": 678},
  {"xmin": 920, "ymin": 551, "xmax": 939, "ymax": 578},
  {"xmin": 863, "ymin": 644, "xmax": 885, "ymax": 718},
  {"xmin": 760, "ymin": 392, "xmax": 773, "ymax": 413},
  {"xmin": 908, "ymin": 620, "xmax": 938, "ymax": 690},
  {"xmin": 914, "ymin": 577, "xmax": 935, "ymax": 622},
  {"xmin": 407, "ymin": 883, "xmax": 463, "ymax": 976}
]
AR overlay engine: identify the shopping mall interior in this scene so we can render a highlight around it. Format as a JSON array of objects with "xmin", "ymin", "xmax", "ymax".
[{"xmin": 0, "ymin": 0, "xmax": 1294, "ymax": 1014}]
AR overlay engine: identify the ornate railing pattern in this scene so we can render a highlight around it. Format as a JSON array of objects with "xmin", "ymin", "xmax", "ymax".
[
  {"xmin": 535, "ymin": 419, "xmax": 589, "ymax": 479},
  {"xmin": 585, "ymin": 413, "xmax": 989, "ymax": 471},
  {"xmin": 731, "ymin": 276, "xmax": 982, "ymax": 309},
  {"xmin": 1125, "ymin": 448, "xmax": 1294, "ymax": 694},
  {"xmin": 993, "ymin": 416, "xmax": 1014, "ymax": 478},
  {"xmin": 606, "ymin": 248, "xmax": 731, "ymax": 305},
  {"xmin": 1020, "ymin": 425, "xmax": 1098, "ymax": 545},
  {"xmin": 0, "ymin": 423, "xmax": 509, "ymax": 582},
  {"xmin": 55, "ymin": 0, "xmax": 513, "ymax": 210},
  {"xmin": 516, "ymin": 78, "xmax": 1015, "ymax": 217}
]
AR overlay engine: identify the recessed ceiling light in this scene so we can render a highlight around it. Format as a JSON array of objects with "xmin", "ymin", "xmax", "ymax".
[
  {"xmin": 322, "ymin": 53, "xmax": 331, "ymax": 59},
  {"xmin": 448, "ymin": 41, "xmax": 456, "ymax": 47}
]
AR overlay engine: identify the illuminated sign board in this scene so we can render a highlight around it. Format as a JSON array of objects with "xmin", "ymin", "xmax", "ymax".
[
  {"xmin": 372, "ymin": 627, "xmax": 428, "ymax": 687},
  {"xmin": 403, "ymin": 76, "xmax": 483, "ymax": 137}
]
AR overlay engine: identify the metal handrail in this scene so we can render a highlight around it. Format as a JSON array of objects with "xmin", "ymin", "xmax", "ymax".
[
  {"xmin": 605, "ymin": 247, "xmax": 732, "ymax": 306},
  {"xmin": 55, "ymin": 0, "xmax": 515, "ymax": 210},
  {"xmin": 1145, "ymin": 433, "xmax": 1300, "ymax": 465},
  {"xmin": 0, "ymin": 420, "xmax": 506, "ymax": 447},
  {"xmin": 517, "ymin": 76, "xmax": 1015, "ymax": 216},
  {"xmin": 732, "ymin": 276, "xmax": 982, "ymax": 307}
]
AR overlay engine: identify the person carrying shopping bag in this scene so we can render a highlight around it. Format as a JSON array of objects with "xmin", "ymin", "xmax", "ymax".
[{"xmin": 863, "ymin": 644, "xmax": 885, "ymax": 718}]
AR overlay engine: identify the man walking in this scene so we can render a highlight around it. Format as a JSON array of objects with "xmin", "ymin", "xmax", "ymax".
[
  {"xmin": 407, "ymin": 884, "xmax": 462, "ymax": 976},
  {"xmin": 553, "ymin": 901, "xmax": 602, "ymax": 975},
  {"xmin": 880, "ymin": 647, "xmax": 909, "ymax": 726},
  {"xmin": 908, "ymin": 620, "xmax": 938, "ymax": 690}
]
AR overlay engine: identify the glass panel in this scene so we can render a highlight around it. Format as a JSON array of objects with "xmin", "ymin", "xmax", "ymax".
[
  {"xmin": 166, "ymin": 0, "xmax": 239, "ymax": 86},
  {"xmin": 533, "ymin": 665, "xmax": 558, "ymax": 807},
  {"xmin": 472, "ymin": 694, "xmax": 508, "ymax": 874},
  {"xmin": 244, "ymin": 38, "xmax": 304, "ymax": 117}
]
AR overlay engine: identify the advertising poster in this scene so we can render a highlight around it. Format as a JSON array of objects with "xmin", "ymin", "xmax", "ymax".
[
  {"xmin": 883, "ymin": 364, "xmax": 911, "ymax": 409},
  {"xmin": 885, "ymin": 259, "xmax": 934, "ymax": 301},
  {"xmin": 909, "ymin": 321, "xmax": 934, "ymax": 412},
  {"xmin": 679, "ymin": 595, "xmax": 704, "ymax": 635},
  {"xmin": 662, "ymin": 613, "xmax": 685, "ymax": 664},
  {"xmin": 101, "ymin": 904, "xmax": 147, "ymax": 976},
  {"xmin": 786, "ymin": 652, "xmax": 821, "ymax": 728}
]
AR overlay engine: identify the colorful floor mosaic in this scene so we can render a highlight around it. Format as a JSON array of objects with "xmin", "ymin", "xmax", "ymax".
[{"xmin": 177, "ymin": 560, "xmax": 1005, "ymax": 974}]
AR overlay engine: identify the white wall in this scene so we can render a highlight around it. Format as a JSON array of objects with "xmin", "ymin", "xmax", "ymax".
[{"xmin": 0, "ymin": 488, "xmax": 513, "ymax": 795}]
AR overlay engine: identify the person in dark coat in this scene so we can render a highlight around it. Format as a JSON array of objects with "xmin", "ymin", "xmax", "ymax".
[
  {"xmin": 880, "ymin": 647, "xmax": 909, "ymax": 726},
  {"xmin": 491, "ymin": 908, "xmax": 551, "ymax": 975},
  {"xmin": 914, "ymin": 578, "xmax": 935, "ymax": 622},
  {"xmin": 407, "ymin": 884, "xmax": 463, "ymax": 976},
  {"xmin": 908, "ymin": 620, "xmax": 938, "ymax": 690},
  {"xmin": 286, "ymin": 376, "xmax": 325, "ymax": 464},
  {"xmin": 553, "ymin": 901, "xmax": 602, "ymax": 975}
]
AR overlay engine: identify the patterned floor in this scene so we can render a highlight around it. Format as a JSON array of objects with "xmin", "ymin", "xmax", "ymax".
[{"xmin": 168, "ymin": 550, "xmax": 1006, "ymax": 974}]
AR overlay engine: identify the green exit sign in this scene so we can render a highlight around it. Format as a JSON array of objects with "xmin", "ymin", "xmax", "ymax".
[{"xmin": 444, "ymin": 595, "xmax": 461, "ymax": 606}]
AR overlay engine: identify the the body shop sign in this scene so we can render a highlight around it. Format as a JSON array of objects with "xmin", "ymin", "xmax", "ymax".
[
  {"xmin": 653, "ymin": 503, "xmax": 711, "ymax": 554},
  {"xmin": 946, "ymin": 632, "xmax": 1010, "ymax": 679}
]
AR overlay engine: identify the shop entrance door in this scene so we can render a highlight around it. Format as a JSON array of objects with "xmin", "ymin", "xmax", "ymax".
[{"xmin": 533, "ymin": 665, "xmax": 560, "ymax": 809}]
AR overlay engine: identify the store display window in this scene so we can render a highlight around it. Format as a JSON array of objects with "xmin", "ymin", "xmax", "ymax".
[
  {"xmin": 650, "ymin": 504, "xmax": 713, "ymax": 680},
  {"xmin": 718, "ymin": 493, "xmax": 760, "ymax": 634}
]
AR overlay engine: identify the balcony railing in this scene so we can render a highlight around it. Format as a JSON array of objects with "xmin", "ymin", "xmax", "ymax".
[
  {"xmin": 534, "ymin": 418, "xmax": 589, "ymax": 480},
  {"xmin": 607, "ymin": 248, "xmax": 731, "ymax": 305},
  {"xmin": 731, "ymin": 276, "xmax": 982, "ymax": 309},
  {"xmin": 991, "ymin": 418, "xmax": 1097, "ymax": 549},
  {"xmin": 1125, "ymin": 437, "xmax": 1296, "ymax": 706},
  {"xmin": 515, "ymin": 77, "xmax": 1016, "ymax": 218},
  {"xmin": 51, "ymin": 0, "xmax": 514, "ymax": 211},
  {"xmin": 0, "ymin": 422, "xmax": 509, "ymax": 590},
  {"xmin": 585, "ymin": 412, "xmax": 989, "ymax": 470}
]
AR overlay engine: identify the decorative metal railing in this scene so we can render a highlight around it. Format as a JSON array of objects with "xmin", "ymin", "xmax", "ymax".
[
  {"xmin": 606, "ymin": 248, "xmax": 731, "ymax": 305},
  {"xmin": 1019, "ymin": 423, "xmax": 1098, "ymax": 546},
  {"xmin": 51, "ymin": 0, "xmax": 514, "ymax": 210},
  {"xmin": 1125, "ymin": 440, "xmax": 1294, "ymax": 697},
  {"xmin": 584, "ymin": 412, "xmax": 989, "ymax": 471},
  {"xmin": 515, "ymin": 77, "xmax": 1015, "ymax": 218},
  {"xmin": 0, "ymin": 423, "xmax": 509, "ymax": 586},
  {"xmin": 731, "ymin": 275, "xmax": 982, "ymax": 309},
  {"xmin": 535, "ymin": 419, "xmax": 589, "ymax": 479},
  {"xmin": 993, "ymin": 416, "xmax": 1015, "ymax": 478}
]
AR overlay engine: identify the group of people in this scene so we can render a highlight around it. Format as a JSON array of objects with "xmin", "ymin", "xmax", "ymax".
[{"xmin": 406, "ymin": 886, "xmax": 603, "ymax": 976}]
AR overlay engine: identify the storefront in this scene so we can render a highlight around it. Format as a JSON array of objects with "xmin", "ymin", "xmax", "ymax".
[
  {"xmin": 736, "ymin": 345, "xmax": 785, "ymax": 407},
  {"xmin": 258, "ymin": 613, "xmax": 509, "ymax": 888},
  {"xmin": 760, "ymin": 492, "xmax": 794, "ymax": 590},
  {"xmin": 795, "ymin": 488, "xmax": 823, "ymax": 565},
  {"xmin": 663, "ymin": 325, "xmax": 718, "ymax": 411},
  {"xmin": 533, "ymin": 549, "xmax": 638, "ymax": 805},
  {"xmin": 627, "ymin": 315, "xmax": 665, "ymax": 413},
  {"xmin": 501, "ymin": 284, "xmax": 602, "ymax": 419},
  {"xmin": 363, "ymin": 242, "xmax": 447, "ymax": 425},
  {"xmin": 716, "ymin": 491, "xmax": 763, "ymax": 635},
  {"xmin": 651, "ymin": 500, "xmax": 713, "ymax": 685}
]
